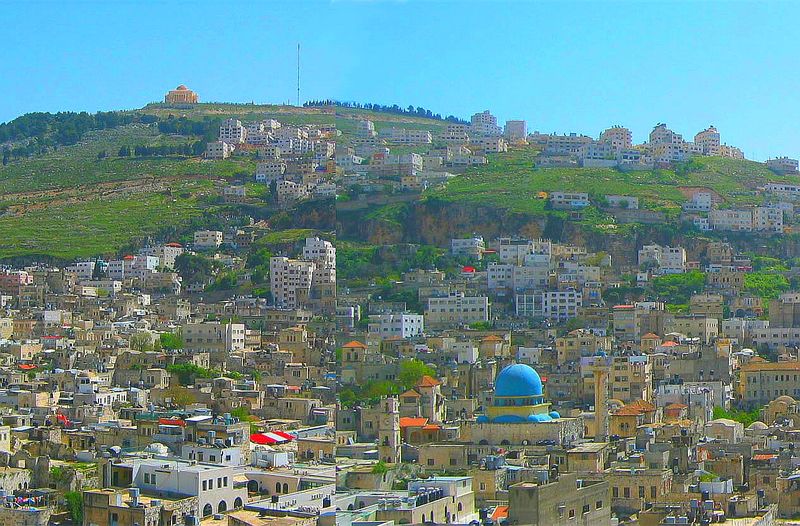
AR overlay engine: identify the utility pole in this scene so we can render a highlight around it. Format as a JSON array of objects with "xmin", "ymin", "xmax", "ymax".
[{"xmin": 296, "ymin": 43, "xmax": 301, "ymax": 107}]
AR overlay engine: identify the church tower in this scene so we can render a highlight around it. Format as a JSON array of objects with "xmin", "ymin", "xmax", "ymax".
[{"xmin": 377, "ymin": 397, "xmax": 401, "ymax": 463}]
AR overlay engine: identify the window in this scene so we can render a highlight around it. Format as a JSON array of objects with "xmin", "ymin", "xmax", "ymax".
[
  {"xmin": 582, "ymin": 504, "xmax": 589, "ymax": 514},
  {"xmin": 651, "ymin": 486, "xmax": 657, "ymax": 498},
  {"xmin": 612, "ymin": 487, "xmax": 618, "ymax": 498},
  {"xmin": 624, "ymin": 487, "xmax": 630, "ymax": 498},
  {"xmin": 568, "ymin": 509, "xmax": 575, "ymax": 519},
  {"xmin": 595, "ymin": 500, "xmax": 603, "ymax": 510},
  {"xmin": 427, "ymin": 459, "xmax": 435, "ymax": 466},
  {"xmin": 639, "ymin": 486, "xmax": 645, "ymax": 498}
]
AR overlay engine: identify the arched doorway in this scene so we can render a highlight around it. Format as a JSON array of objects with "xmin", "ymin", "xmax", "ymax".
[
  {"xmin": 247, "ymin": 480, "xmax": 259, "ymax": 493},
  {"xmin": 234, "ymin": 497, "xmax": 243, "ymax": 508},
  {"xmin": 203, "ymin": 504, "xmax": 213, "ymax": 517},
  {"xmin": 218, "ymin": 501, "xmax": 227, "ymax": 513}
]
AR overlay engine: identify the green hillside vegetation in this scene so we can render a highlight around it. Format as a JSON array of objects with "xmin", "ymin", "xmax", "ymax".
[
  {"xmin": 0, "ymin": 125, "xmax": 253, "ymax": 194},
  {"xmin": 427, "ymin": 148, "xmax": 795, "ymax": 218},
  {"xmin": 0, "ymin": 183, "xmax": 206, "ymax": 260}
]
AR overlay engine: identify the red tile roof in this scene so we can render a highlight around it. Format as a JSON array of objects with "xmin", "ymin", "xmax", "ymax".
[
  {"xmin": 416, "ymin": 375, "xmax": 441, "ymax": 387},
  {"xmin": 342, "ymin": 340, "xmax": 367, "ymax": 349},
  {"xmin": 491, "ymin": 506, "xmax": 509, "ymax": 521},
  {"xmin": 399, "ymin": 417, "xmax": 428, "ymax": 428}
]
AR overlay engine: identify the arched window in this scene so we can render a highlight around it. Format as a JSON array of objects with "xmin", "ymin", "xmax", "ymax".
[
  {"xmin": 458, "ymin": 502, "xmax": 463, "ymax": 512},
  {"xmin": 282, "ymin": 483, "xmax": 289, "ymax": 494},
  {"xmin": 276, "ymin": 482, "xmax": 282, "ymax": 493},
  {"xmin": 218, "ymin": 501, "xmax": 227, "ymax": 513},
  {"xmin": 203, "ymin": 504, "xmax": 213, "ymax": 517},
  {"xmin": 234, "ymin": 497, "xmax": 243, "ymax": 509}
]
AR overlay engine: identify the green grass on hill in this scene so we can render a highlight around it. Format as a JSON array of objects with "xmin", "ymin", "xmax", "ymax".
[
  {"xmin": 426, "ymin": 148, "xmax": 796, "ymax": 217},
  {"xmin": 253, "ymin": 229, "xmax": 319, "ymax": 247},
  {"xmin": 0, "ymin": 124, "xmax": 254, "ymax": 194},
  {"xmin": 0, "ymin": 186, "xmax": 206, "ymax": 260}
]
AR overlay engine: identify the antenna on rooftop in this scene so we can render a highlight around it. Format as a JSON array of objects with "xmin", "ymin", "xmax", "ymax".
[{"xmin": 296, "ymin": 43, "xmax": 301, "ymax": 107}]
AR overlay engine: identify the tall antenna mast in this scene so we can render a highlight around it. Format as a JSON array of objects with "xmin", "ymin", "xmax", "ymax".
[{"xmin": 296, "ymin": 43, "xmax": 301, "ymax": 107}]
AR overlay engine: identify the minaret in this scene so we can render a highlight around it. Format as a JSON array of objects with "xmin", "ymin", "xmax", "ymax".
[
  {"xmin": 592, "ymin": 355, "xmax": 610, "ymax": 442},
  {"xmin": 377, "ymin": 397, "xmax": 401, "ymax": 463}
]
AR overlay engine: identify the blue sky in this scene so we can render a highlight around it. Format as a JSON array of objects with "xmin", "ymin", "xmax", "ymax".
[{"xmin": 3, "ymin": 0, "xmax": 799, "ymax": 160}]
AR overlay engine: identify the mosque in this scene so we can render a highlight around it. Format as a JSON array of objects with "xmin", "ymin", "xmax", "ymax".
[{"xmin": 464, "ymin": 363, "xmax": 584, "ymax": 446}]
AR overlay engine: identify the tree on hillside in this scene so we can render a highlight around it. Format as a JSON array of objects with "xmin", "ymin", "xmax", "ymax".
[
  {"xmin": 160, "ymin": 331, "xmax": 183, "ymax": 351},
  {"xmin": 398, "ymin": 359, "xmax": 436, "ymax": 390},
  {"xmin": 174, "ymin": 253, "xmax": 215, "ymax": 284},
  {"xmin": 651, "ymin": 270, "xmax": 706, "ymax": 305}
]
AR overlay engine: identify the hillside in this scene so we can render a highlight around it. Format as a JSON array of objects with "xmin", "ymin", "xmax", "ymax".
[
  {"xmin": 0, "ymin": 103, "xmax": 446, "ymax": 261},
  {"xmin": 426, "ymin": 148, "xmax": 795, "ymax": 221}
]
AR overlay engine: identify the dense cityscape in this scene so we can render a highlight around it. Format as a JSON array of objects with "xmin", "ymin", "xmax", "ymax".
[{"xmin": 2, "ymin": 75, "xmax": 800, "ymax": 526}]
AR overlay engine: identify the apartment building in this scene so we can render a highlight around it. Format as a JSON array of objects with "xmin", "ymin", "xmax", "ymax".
[
  {"xmin": 637, "ymin": 244, "xmax": 686, "ymax": 274},
  {"xmin": 425, "ymin": 292, "xmax": 489, "ymax": 327},
  {"xmin": 470, "ymin": 110, "xmax": 502, "ymax": 136},
  {"xmin": 102, "ymin": 457, "xmax": 247, "ymax": 517},
  {"xmin": 550, "ymin": 192, "xmax": 590, "ymax": 209},
  {"xmin": 609, "ymin": 355, "xmax": 653, "ymax": 404},
  {"xmin": 766, "ymin": 156, "xmax": 799, "ymax": 173},
  {"xmin": 600, "ymin": 125, "xmax": 633, "ymax": 151},
  {"xmin": 270, "ymin": 257, "xmax": 315, "ymax": 309},
  {"xmin": 205, "ymin": 141, "xmax": 234, "ymax": 159},
  {"xmin": 543, "ymin": 133, "xmax": 593, "ymax": 155},
  {"xmin": 720, "ymin": 144, "xmax": 745, "ymax": 159},
  {"xmin": 683, "ymin": 191, "xmax": 713, "ymax": 212},
  {"xmin": 368, "ymin": 313, "xmax": 425, "ymax": 339},
  {"xmin": 193, "ymin": 230, "xmax": 223, "ymax": 249},
  {"xmin": 664, "ymin": 314, "xmax": 719, "ymax": 344},
  {"xmin": 379, "ymin": 127, "xmax": 433, "ymax": 145},
  {"xmin": 218, "ymin": 118, "xmax": 247, "ymax": 144},
  {"xmin": 451, "ymin": 236, "xmax": 485, "ymax": 259},
  {"xmin": 507, "ymin": 473, "xmax": 612, "ymax": 526},
  {"xmin": 769, "ymin": 292, "xmax": 800, "ymax": 328},
  {"xmin": 752, "ymin": 206, "xmax": 784, "ymax": 232},
  {"xmin": 182, "ymin": 322, "xmax": 246, "ymax": 354},
  {"xmin": 254, "ymin": 160, "xmax": 286, "ymax": 182},
  {"xmin": 504, "ymin": 120, "xmax": 527, "ymax": 141},
  {"xmin": 139, "ymin": 243, "xmax": 184, "ymax": 270},
  {"xmin": 515, "ymin": 290, "xmax": 583, "ymax": 322},
  {"xmin": 694, "ymin": 126, "xmax": 721, "ymax": 155},
  {"xmin": 738, "ymin": 361, "xmax": 800, "ymax": 406},
  {"xmin": 356, "ymin": 120, "xmax": 377, "ymax": 138}
]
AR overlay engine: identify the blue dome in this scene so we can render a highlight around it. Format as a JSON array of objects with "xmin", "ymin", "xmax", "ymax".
[
  {"xmin": 528, "ymin": 414, "xmax": 552, "ymax": 422},
  {"xmin": 476, "ymin": 415, "xmax": 489, "ymax": 423},
  {"xmin": 493, "ymin": 414, "xmax": 525, "ymax": 424},
  {"xmin": 495, "ymin": 364, "xmax": 543, "ymax": 397},
  {"xmin": 549, "ymin": 411, "xmax": 561, "ymax": 419}
]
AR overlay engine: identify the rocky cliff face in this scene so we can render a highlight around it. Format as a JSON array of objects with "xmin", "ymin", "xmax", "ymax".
[{"xmin": 337, "ymin": 198, "xmax": 800, "ymax": 264}]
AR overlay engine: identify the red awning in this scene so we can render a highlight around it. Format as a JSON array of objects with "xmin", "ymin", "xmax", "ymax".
[
  {"xmin": 250, "ymin": 433, "xmax": 277, "ymax": 445},
  {"xmin": 271, "ymin": 430, "xmax": 295, "ymax": 441},
  {"xmin": 18, "ymin": 364, "xmax": 37, "ymax": 370},
  {"xmin": 158, "ymin": 418, "xmax": 186, "ymax": 427}
]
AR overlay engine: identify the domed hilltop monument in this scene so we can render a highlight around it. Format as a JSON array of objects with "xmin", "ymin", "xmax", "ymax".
[
  {"xmin": 464, "ymin": 363, "xmax": 584, "ymax": 447},
  {"xmin": 165, "ymin": 84, "xmax": 199, "ymax": 105}
]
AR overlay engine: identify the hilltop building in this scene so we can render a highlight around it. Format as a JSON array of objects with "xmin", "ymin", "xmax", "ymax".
[{"xmin": 164, "ymin": 84, "xmax": 198, "ymax": 105}]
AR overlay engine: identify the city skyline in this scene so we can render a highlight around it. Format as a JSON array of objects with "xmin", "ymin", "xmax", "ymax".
[{"xmin": 4, "ymin": 1, "xmax": 800, "ymax": 161}]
